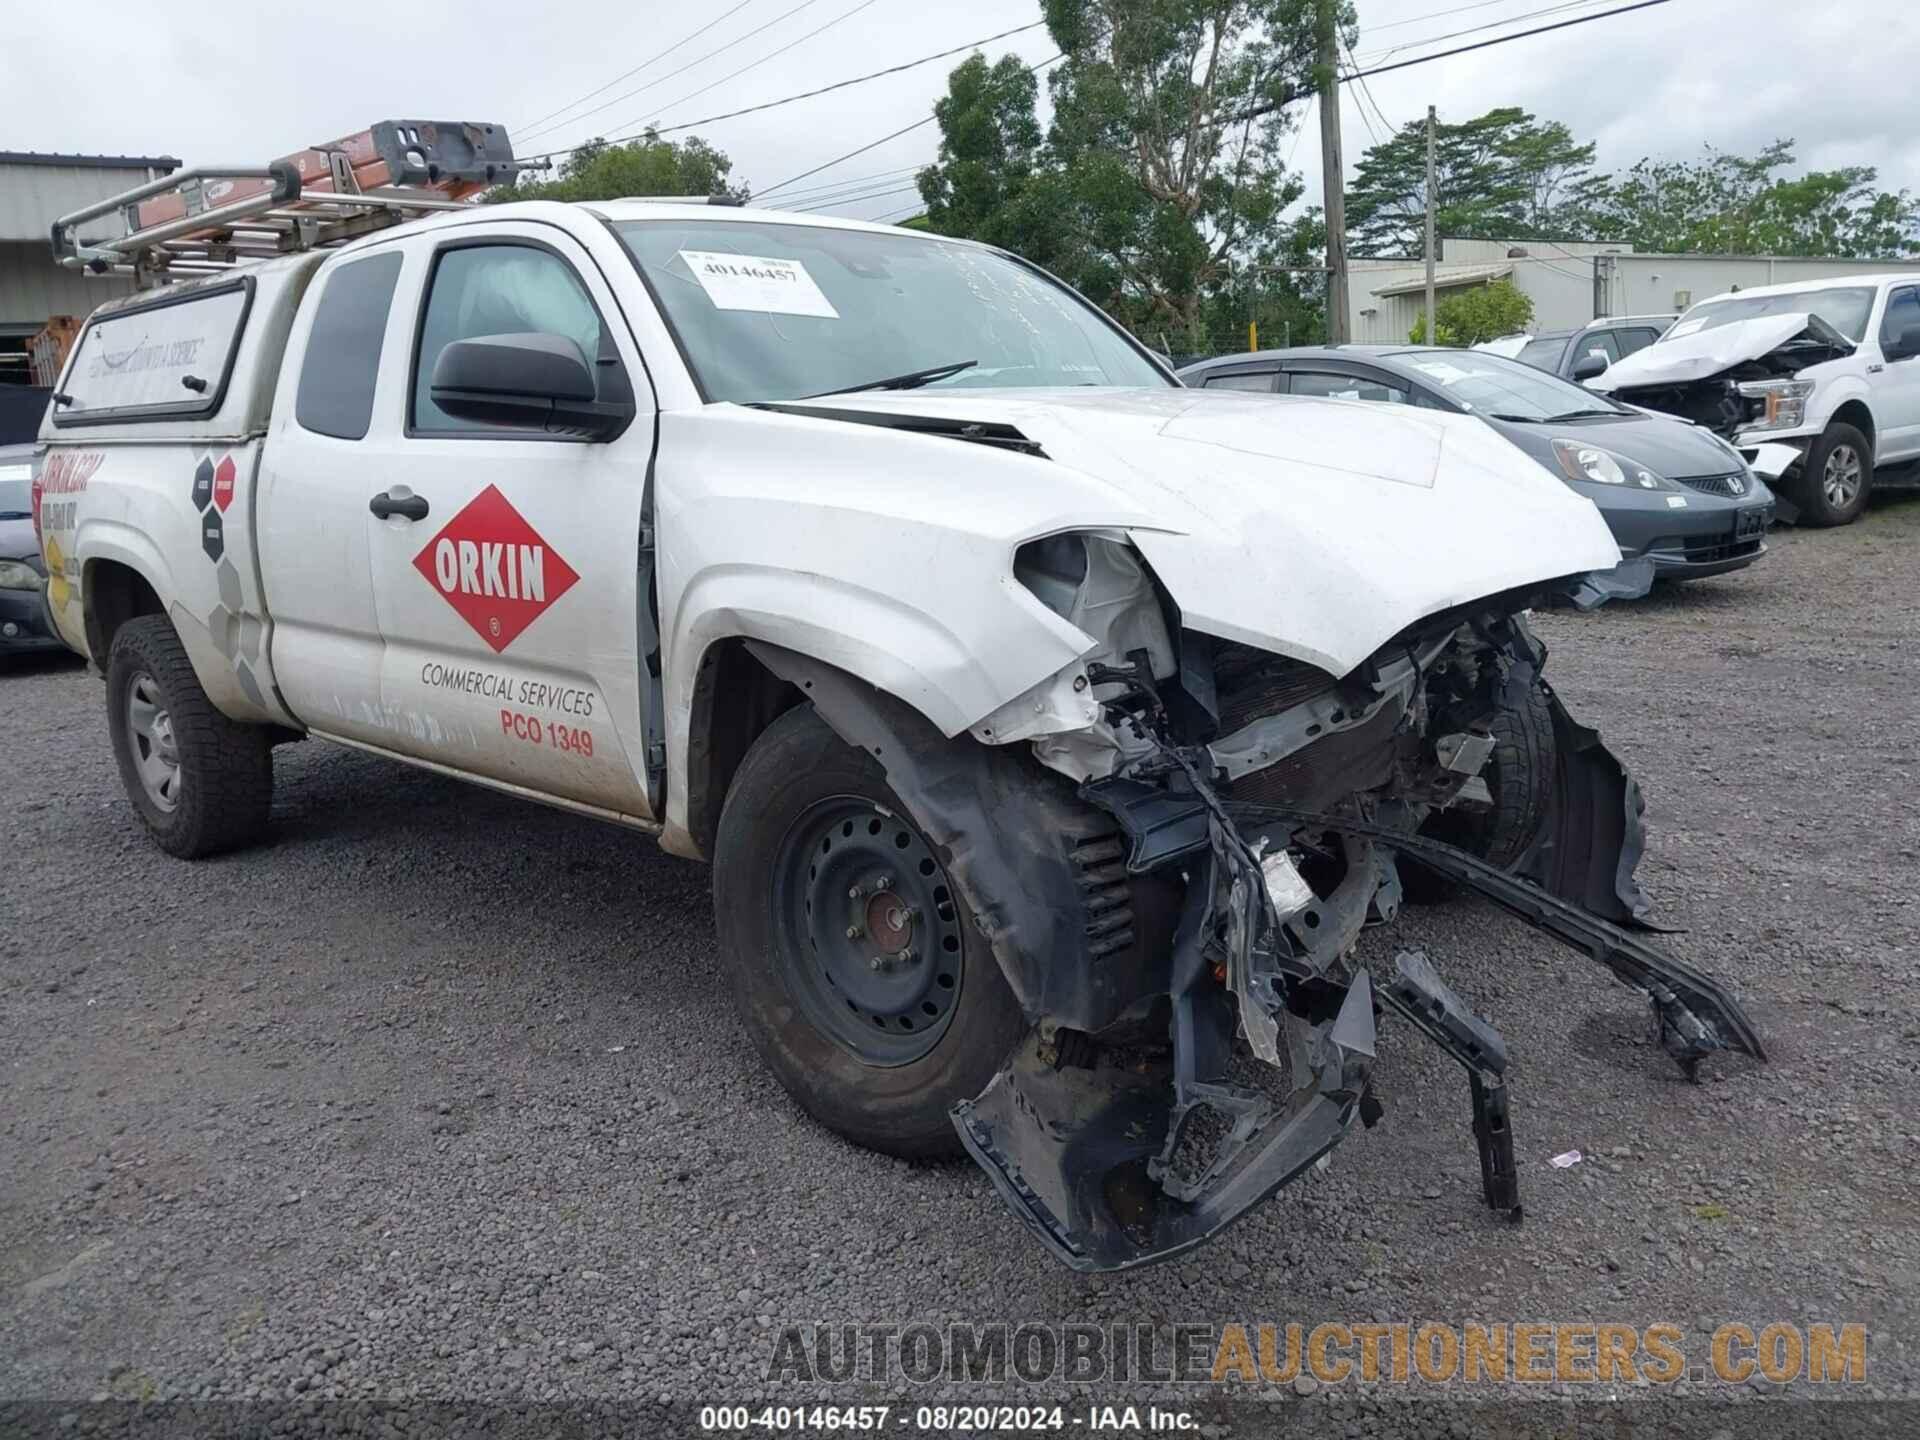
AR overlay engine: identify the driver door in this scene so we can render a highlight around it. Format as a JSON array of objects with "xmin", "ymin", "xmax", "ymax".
[{"xmin": 360, "ymin": 221, "xmax": 662, "ymax": 818}]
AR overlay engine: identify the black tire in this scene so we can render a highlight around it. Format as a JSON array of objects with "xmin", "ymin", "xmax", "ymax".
[
  {"xmin": 712, "ymin": 706, "xmax": 1026, "ymax": 1158},
  {"xmin": 1793, "ymin": 422, "xmax": 1873, "ymax": 528},
  {"xmin": 105, "ymin": 614, "xmax": 272, "ymax": 859},
  {"xmin": 1402, "ymin": 678, "xmax": 1556, "ymax": 902}
]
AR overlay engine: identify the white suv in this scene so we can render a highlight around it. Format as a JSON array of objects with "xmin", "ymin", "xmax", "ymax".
[{"xmin": 1592, "ymin": 273, "xmax": 1920, "ymax": 526}]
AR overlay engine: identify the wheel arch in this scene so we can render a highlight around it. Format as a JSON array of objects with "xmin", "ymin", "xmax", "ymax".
[
  {"xmin": 710, "ymin": 640, "xmax": 1181, "ymax": 1034},
  {"xmin": 82, "ymin": 555, "xmax": 167, "ymax": 665},
  {"xmin": 1828, "ymin": 399, "xmax": 1876, "ymax": 454}
]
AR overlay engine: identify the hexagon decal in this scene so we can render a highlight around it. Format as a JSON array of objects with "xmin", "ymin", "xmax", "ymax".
[
  {"xmin": 201, "ymin": 506, "xmax": 224, "ymax": 562},
  {"xmin": 213, "ymin": 455, "xmax": 237, "ymax": 512},
  {"xmin": 192, "ymin": 457, "xmax": 214, "ymax": 511}
]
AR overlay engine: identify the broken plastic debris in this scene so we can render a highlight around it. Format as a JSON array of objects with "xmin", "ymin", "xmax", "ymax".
[
  {"xmin": 606, "ymin": 1045, "xmax": 626, "ymax": 1054},
  {"xmin": 1549, "ymin": 1149, "xmax": 1583, "ymax": 1168},
  {"xmin": 1262, "ymin": 850, "xmax": 1316, "ymax": 916}
]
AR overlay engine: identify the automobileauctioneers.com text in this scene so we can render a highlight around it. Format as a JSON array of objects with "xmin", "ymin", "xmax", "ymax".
[{"xmin": 762, "ymin": 1319, "xmax": 1866, "ymax": 1388}]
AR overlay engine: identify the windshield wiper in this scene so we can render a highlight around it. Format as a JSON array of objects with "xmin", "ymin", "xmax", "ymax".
[
  {"xmin": 1487, "ymin": 409, "xmax": 1618, "ymax": 424},
  {"xmin": 804, "ymin": 359, "xmax": 977, "ymax": 399}
]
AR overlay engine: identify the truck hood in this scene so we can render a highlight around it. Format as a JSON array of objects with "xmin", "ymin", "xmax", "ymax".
[
  {"xmin": 772, "ymin": 387, "xmax": 1620, "ymax": 674},
  {"xmin": 1592, "ymin": 313, "xmax": 1827, "ymax": 390}
]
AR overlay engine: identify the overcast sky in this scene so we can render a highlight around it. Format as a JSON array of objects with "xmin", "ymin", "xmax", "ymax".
[{"xmin": 7, "ymin": 0, "xmax": 1918, "ymax": 234}]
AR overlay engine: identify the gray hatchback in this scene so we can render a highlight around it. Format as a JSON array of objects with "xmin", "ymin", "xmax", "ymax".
[{"xmin": 1178, "ymin": 345, "xmax": 1774, "ymax": 583}]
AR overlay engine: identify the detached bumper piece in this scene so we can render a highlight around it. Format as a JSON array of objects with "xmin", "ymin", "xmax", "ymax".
[
  {"xmin": 954, "ymin": 853, "xmax": 1380, "ymax": 1273},
  {"xmin": 954, "ymin": 784, "xmax": 1763, "ymax": 1274}
]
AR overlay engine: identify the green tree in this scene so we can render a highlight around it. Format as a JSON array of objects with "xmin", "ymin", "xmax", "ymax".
[
  {"xmin": 1409, "ymin": 278, "xmax": 1533, "ymax": 347},
  {"xmin": 489, "ymin": 132, "xmax": 746, "ymax": 204},
  {"xmin": 919, "ymin": 0, "xmax": 1345, "ymax": 340},
  {"xmin": 1346, "ymin": 106, "xmax": 1599, "ymax": 256},
  {"xmin": 1583, "ymin": 141, "xmax": 1920, "ymax": 257}
]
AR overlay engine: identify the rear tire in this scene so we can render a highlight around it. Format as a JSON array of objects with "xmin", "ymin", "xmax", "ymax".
[
  {"xmin": 106, "ymin": 615, "xmax": 272, "ymax": 858},
  {"xmin": 1793, "ymin": 422, "xmax": 1872, "ymax": 527},
  {"xmin": 1402, "ymin": 678, "xmax": 1556, "ymax": 902},
  {"xmin": 712, "ymin": 707, "xmax": 1026, "ymax": 1158}
]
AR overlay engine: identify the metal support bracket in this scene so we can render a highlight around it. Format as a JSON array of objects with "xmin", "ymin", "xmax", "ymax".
[{"xmin": 1380, "ymin": 949, "xmax": 1521, "ymax": 1220}]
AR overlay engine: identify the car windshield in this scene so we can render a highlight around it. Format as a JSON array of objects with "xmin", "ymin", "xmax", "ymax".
[
  {"xmin": 613, "ymin": 219, "xmax": 1170, "ymax": 404},
  {"xmin": 1667, "ymin": 286, "xmax": 1877, "ymax": 344},
  {"xmin": 1516, "ymin": 335, "xmax": 1569, "ymax": 370},
  {"xmin": 1396, "ymin": 348, "xmax": 1625, "ymax": 421}
]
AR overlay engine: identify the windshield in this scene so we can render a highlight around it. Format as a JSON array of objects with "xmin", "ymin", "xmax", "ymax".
[
  {"xmin": 1516, "ymin": 335, "xmax": 1569, "ymax": 371},
  {"xmin": 1667, "ymin": 286, "xmax": 1876, "ymax": 344},
  {"xmin": 1396, "ymin": 348, "xmax": 1624, "ymax": 421},
  {"xmin": 613, "ymin": 220, "xmax": 1170, "ymax": 404}
]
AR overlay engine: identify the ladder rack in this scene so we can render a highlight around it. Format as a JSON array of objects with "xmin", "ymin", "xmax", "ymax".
[{"xmin": 51, "ymin": 120, "xmax": 527, "ymax": 285}]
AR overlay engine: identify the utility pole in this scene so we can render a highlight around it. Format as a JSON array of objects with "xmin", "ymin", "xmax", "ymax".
[
  {"xmin": 1317, "ymin": 0, "xmax": 1349, "ymax": 344},
  {"xmin": 1424, "ymin": 105, "xmax": 1437, "ymax": 344}
]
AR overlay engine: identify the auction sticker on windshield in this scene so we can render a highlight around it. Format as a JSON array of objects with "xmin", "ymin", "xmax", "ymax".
[{"xmin": 679, "ymin": 250, "xmax": 839, "ymax": 318}]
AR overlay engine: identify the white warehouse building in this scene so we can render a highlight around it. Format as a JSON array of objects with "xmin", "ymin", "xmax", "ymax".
[{"xmin": 1348, "ymin": 238, "xmax": 1920, "ymax": 345}]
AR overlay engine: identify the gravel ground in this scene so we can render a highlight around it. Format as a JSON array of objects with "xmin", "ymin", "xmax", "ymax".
[{"xmin": 4, "ymin": 497, "xmax": 1918, "ymax": 1436}]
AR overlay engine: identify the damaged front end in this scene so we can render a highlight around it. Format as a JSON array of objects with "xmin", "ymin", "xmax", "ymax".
[
  {"xmin": 1594, "ymin": 312, "xmax": 1855, "ymax": 497},
  {"xmin": 943, "ymin": 535, "xmax": 1764, "ymax": 1272}
]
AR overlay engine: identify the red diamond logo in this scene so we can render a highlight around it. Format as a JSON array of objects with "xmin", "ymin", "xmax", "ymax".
[{"xmin": 411, "ymin": 485, "xmax": 579, "ymax": 653}]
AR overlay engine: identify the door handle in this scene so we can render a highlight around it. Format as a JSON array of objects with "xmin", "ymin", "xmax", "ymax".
[{"xmin": 369, "ymin": 490, "xmax": 430, "ymax": 522}]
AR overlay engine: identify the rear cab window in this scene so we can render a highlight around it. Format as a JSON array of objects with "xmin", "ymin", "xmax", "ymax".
[
  {"xmin": 51, "ymin": 279, "xmax": 253, "ymax": 427},
  {"xmin": 295, "ymin": 251, "xmax": 405, "ymax": 441}
]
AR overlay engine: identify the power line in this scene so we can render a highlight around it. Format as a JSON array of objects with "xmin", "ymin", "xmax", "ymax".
[
  {"xmin": 519, "ymin": 0, "xmax": 827, "ymax": 145},
  {"xmin": 1357, "ymin": 0, "xmax": 1554, "ymax": 36},
  {"xmin": 515, "ymin": 0, "xmax": 762, "ymax": 138},
  {"xmin": 1351, "ymin": 0, "xmax": 1616, "ymax": 64},
  {"xmin": 1347, "ymin": 0, "xmax": 1676, "ymax": 81},
  {"xmin": 773, "ymin": 162, "xmax": 927, "ymax": 201},
  {"xmin": 790, "ymin": 181, "xmax": 924, "ymax": 212},
  {"xmin": 1229, "ymin": 0, "xmax": 1677, "ymax": 124},
  {"xmin": 758, "ymin": 49, "xmax": 1064, "ymax": 198},
  {"xmin": 618, "ymin": 0, "xmax": 887, "ymax": 137},
  {"xmin": 519, "ymin": 20, "xmax": 1051, "ymax": 167}
]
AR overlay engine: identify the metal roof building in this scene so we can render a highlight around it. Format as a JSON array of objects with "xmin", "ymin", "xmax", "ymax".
[{"xmin": 1, "ymin": 150, "xmax": 180, "ymax": 383}]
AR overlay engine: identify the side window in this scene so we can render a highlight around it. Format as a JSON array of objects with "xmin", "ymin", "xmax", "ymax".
[
  {"xmin": 412, "ymin": 244, "xmax": 605, "ymax": 434},
  {"xmin": 1288, "ymin": 370, "xmax": 1408, "ymax": 404},
  {"xmin": 295, "ymin": 251, "xmax": 403, "ymax": 441},
  {"xmin": 1573, "ymin": 330, "xmax": 1622, "ymax": 367},
  {"xmin": 1879, "ymin": 287, "xmax": 1920, "ymax": 347},
  {"xmin": 1201, "ymin": 370, "xmax": 1277, "ymax": 392},
  {"xmin": 1614, "ymin": 327, "xmax": 1660, "ymax": 357}
]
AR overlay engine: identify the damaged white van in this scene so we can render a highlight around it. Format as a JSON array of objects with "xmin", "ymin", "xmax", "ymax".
[{"xmin": 36, "ymin": 150, "xmax": 1762, "ymax": 1271}]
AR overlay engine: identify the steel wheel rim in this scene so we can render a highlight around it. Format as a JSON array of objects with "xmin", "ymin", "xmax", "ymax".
[
  {"xmin": 1824, "ymin": 445, "xmax": 1862, "ymax": 508},
  {"xmin": 771, "ymin": 795, "xmax": 966, "ymax": 1066},
  {"xmin": 125, "ymin": 671, "xmax": 182, "ymax": 813}
]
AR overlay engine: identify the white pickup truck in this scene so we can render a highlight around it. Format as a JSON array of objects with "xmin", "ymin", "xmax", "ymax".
[
  {"xmin": 1591, "ymin": 273, "xmax": 1920, "ymax": 526},
  {"xmin": 33, "ymin": 189, "xmax": 1762, "ymax": 1270}
]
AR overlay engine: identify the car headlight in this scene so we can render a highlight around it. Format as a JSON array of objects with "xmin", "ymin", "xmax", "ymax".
[
  {"xmin": 1736, "ymin": 379, "xmax": 1814, "ymax": 432},
  {"xmin": 1551, "ymin": 440, "xmax": 1670, "ymax": 490},
  {"xmin": 0, "ymin": 559, "xmax": 41, "ymax": 590}
]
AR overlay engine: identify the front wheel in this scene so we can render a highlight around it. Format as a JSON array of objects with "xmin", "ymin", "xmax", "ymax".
[
  {"xmin": 106, "ymin": 615, "xmax": 272, "ymax": 858},
  {"xmin": 712, "ymin": 707, "xmax": 1026, "ymax": 1158},
  {"xmin": 1403, "ymin": 678, "xmax": 1557, "ymax": 902},
  {"xmin": 1794, "ymin": 422, "xmax": 1873, "ymax": 527}
]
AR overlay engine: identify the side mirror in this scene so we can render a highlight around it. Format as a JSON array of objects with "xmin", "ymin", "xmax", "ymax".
[
  {"xmin": 1570, "ymin": 352, "xmax": 1610, "ymax": 382},
  {"xmin": 430, "ymin": 332, "xmax": 634, "ymax": 440},
  {"xmin": 1885, "ymin": 323, "xmax": 1920, "ymax": 363}
]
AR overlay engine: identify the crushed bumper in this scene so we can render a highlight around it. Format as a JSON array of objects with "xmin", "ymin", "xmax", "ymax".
[{"xmin": 952, "ymin": 715, "xmax": 1763, "ymax": 1273}]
